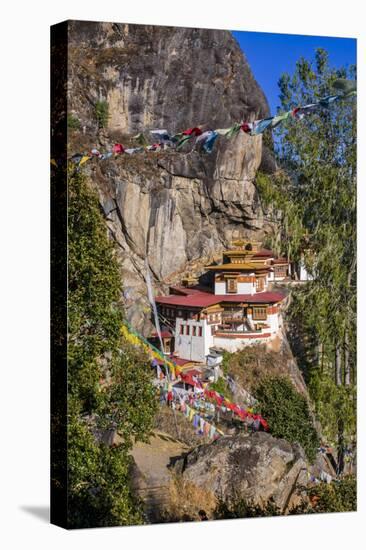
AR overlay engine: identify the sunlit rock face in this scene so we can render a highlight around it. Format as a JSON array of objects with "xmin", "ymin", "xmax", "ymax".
[{"xmin": 68, "ymin": 21, "xmax": 276, "ymax": 333}]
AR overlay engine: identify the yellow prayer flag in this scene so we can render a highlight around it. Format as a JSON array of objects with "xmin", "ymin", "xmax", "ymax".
[
  {"xmin": 215, "ymin": 128, "xmax": 231, "ymax": 135},
  {"xmin": 79, "ymin": 155, "xmax": 91, "ymax": 166}
]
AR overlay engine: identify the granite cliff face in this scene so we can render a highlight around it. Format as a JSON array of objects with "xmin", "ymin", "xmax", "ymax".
[{"xmin": 67, "ymin": 21, "xmax": 276, "ymax": 333}]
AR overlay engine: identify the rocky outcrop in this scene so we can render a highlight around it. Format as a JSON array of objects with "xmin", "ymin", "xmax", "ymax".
[
  {"xmin": 172, "ymin": 432, "xmax": 309, "ymax": 513},
  {"xmin": 67, "ymin": 21, "xmax": 277, "ymax": 333}
]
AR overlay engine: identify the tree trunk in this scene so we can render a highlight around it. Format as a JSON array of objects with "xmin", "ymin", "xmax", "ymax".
[
  {"xmin": 337, "ymin": 418, "xmax": 345, "ymax": 476},
  {"xmin": 318, "ymin": 342, "xmax": 323, "ymax": 373},
  {"xmin": 335, "ymin": 344, "xmax": 342, "ymax": 386},
  {"xmin": 344, "ymin": 331, "xmax": 351, "ymax": 386}
]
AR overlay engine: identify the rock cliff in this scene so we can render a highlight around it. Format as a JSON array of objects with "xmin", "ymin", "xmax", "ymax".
[
  {"xmin": 67, "ymin": 21, "xmax": 276, "ymax": 333},
  {"xmin": 172, "ymin": 432, "xmax": 309, "ymax": 513}
]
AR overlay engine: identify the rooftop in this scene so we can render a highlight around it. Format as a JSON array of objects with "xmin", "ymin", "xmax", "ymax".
[
  {"xmin": 169, "ymin": 285, "xmax": 212, "ymax": 295},
  {"xmin": 156, "ymin": 290, "xmax": 285, "ymax": 308},
  {"xmin": 205, "ymin": 262, "xmax": 270, "ymax": 271}
]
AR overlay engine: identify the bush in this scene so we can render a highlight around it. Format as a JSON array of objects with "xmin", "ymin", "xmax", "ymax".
[
  {"xmin": 95, "ymin": 100, "xmax": 110, "ymax": 128},
  {"xmin": 67, "ymin": 113, "xmax": 81, "ymax": 130},
  {"xmin": 210, "ymin": 376, "xmax": 233, "ymax": 400},
  {"xmin": 307, "ymin": 475, "xmax": 356, "ymax": 513},
  {"xmin": 254, "ymin": 376, "xmax": 319, "ymax": 461}
]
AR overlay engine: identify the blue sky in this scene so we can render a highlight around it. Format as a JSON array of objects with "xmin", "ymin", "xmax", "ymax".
[{"xmin": 232, "ymin": 31, "xmax": 357, "ymax": 115}]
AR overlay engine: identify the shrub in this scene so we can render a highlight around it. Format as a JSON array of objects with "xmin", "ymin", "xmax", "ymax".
[
  {"xmin": 67, "ymin": 113, "xmax": 81, "ymax": 130},
  {"xmin": 307, "ymin": 475, "xmax": 356, "ymax": 513},
  {"xmin": 254, "ymin": 376, "xmax": 319, "ymax": 461},
  {"xmin": 210, "ymin": 376, "xmax": 233, "ymax": 400},
  {"xmin": 95, "ymin": 100, "xmax": 110, "ymax": 128}
]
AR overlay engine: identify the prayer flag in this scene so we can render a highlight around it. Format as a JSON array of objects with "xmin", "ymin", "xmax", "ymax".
[
  {"xmin": 79, "ymin": 155, "xmax": 91, "ymax": 166},
  {"xmin": 112, "ymin": 143, "xmax": 124, "ymax": 154},
  {"xmin": 240, "ymin": 122, "xmax": 253, "ymax": 134},
  {"xmin": 332, "ymin": 78, "xmax": 356, "ymax": 95},
  {"xmin": 318, "ymin": 95, "xmax": 339, "ymax": 108},
  {"xmin": 99, "ymin": 152, "xmax": 113, "ymax": 160},
  {"xmin": 150, "ymin": 129, "xmax": 171, "ymax": 142},
  {"xmin": 270, "ymin": 111, "xmax": 291, "ymax": 128},
  {"xmin": 226, "ymin": 123, "xmax": 242, "ymax": 138},
  {"xmin": 176, "ymin": 135, "xmax": 192, "ymax": 149},
  {"xmin": 182, "ymin": 127, "xmax": 203, "ymax": 136},
  {"xmin": 203, "ymin": 131, "xmax": 218, "ymax": 153},
  {"xmin": 216, "ymin": 128, "xmax": 232, "ymax": 136},
  {"xmin": 250, "ymin": 118, "xmax": 274, "ymax": 135},
  {"xmin": 293, "ymin": 103, "xmax": 319, "ymax": 119},
  {"xmin": 133, "ymin": 132, "xmax": 148, "ymax": 146},
  {"xmin": 70, "ymin": 153, "xmax": 83, "ymax": 164}
]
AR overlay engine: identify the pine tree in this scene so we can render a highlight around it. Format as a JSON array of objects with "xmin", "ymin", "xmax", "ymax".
[{"xmin": 256, "ymin": 49, "xmax": 356, "ymax": 456}]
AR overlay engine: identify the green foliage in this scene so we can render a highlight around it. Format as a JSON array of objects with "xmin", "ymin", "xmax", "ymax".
[
  {"xmin": 67, "ymin": 113, "xmax": 81, "ymax": 130},
  {"xmin": 67, "ymin": 408, "xmax": 144, "ymax": 529},
  {"xmin": 254, "ymin": 376, "xmax": 319, "ymax": 461},
  {"xmin": 214, "ymin": 475, "xmax": 356, "ymax": 519},
  {"xmin": 220, "ymin": 351, "xmax": 231, "ymax": 376},
  {"xmin": 214, "ymin": 497, "xmax": 308, "ymax": 519},
  {"xmin": 308, "ymin": 370, "xmax": 356, "ymax": 445},
  {"xmin": 68, "ymin": 169, "xmax": 123, "ymax": 409},
  {"xmin": 214, "ymin": 498, "xmax": 283, "ymax": 519},
  {"xmin": 67, "ymin": 170, "xmax": 158, "ymax": 527},
  {"xmin": 257, "ymin": 50, "xmax": 356, "ymax": 450},
  {"xmin": 95, "ymin": 100, "xmax": 110, "ymax": 128},
  {"xmin": 210, "ymin": 376, "xmax": 233, "ymax": 400},
  {"xmin": 307, "ymin": 475, "xmax": 356, "ymax": 513}
]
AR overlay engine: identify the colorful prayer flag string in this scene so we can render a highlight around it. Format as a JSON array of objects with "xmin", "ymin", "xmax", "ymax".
[{"xmin": 57, "ymin": 81, "xmax": 356, "ymax": 168}]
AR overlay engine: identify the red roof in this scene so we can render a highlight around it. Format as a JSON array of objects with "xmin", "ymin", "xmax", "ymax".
[
  {"xmin": 169, "ymin": 285, "xmax": 212, "ymax": 296},
  {"xmin": 252, "ymin": 248, "xmax": 274, "ymax": 258},
  {"xmin": 156, "ymin": 291, "xmax": 285, "ymax": 308}
]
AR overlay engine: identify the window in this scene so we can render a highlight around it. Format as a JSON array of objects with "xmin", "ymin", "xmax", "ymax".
[
  {"xmin": 256, "ymin": 278, "xmax": 264, "ymax": 292},
  {"xmin": 198, "ymin": 326, "xmax": 202, "ymax": 337},
  {"xmin": 178, "ymin": 310, "xmax": 182, "ymax": 317},
  {"xmin": 253, "ymin": 307, "xmax": 267, "ymax": 320},
  {"xmin": 180, "ymin": 324, "xmax": 184, "ymax": 335},
  {"xmin": 275, "ymin": 265, "xmax": 287, "ymax": 277},
  {"xmin": 185, "ymin": 325, "xmax": 190, "ymax": 336},
  {"xmin": 226, "ymin": 278, "xmax": 237, "ymax": 293},
  {"xmin": 192, "ymin": 326, "xmax": 197, "ymax": 336}
]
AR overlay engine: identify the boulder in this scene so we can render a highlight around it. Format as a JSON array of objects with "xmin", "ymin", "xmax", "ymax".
[{"xmin": 172, "ymin": 432, "xmax": 309, "ymax": 512}]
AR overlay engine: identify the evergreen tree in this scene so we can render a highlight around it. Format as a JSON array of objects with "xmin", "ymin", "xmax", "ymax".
[
  {"xmin": 67, "ymin": 169, "xmax": 158, "ymax": 528},
  {"xmin": 256, "ymin": 50, "xmax": 356, "ymax": 455}
]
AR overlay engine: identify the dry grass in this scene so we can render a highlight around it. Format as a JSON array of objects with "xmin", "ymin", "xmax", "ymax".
[
  {"xmin": 154, "ymin": 406, "xmax": 207, "ymax": 448},
  {"xmin": 161, "ymin": 474, "xmax": 218, "ymax": 522},
  {"xmin": 225, "ymin": 343, "xmax": 294, "ymax": 393}
]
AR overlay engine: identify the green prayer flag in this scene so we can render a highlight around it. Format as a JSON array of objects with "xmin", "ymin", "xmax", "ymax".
[
  {"xmin": 176, "ymin": 135, "xmax": 192, "ymax": 149},
  {"xmin": 133, "ymin": 132, "xmax": 148, "ymax": 146},
  {"xmin": 225, "ymin": 123, "xmax": 241, "ymax": 139},
  {"xmin": 270, "ymin": 111, "xmax": 291, "ymax": 128}
]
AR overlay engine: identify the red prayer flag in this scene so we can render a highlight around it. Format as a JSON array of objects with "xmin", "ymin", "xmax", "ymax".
[
  {"xmin": 182, "ymin": 127, "xmax": 203, "ymax": 136},
  {"xmin": 113, "ymin": 143, "xmax": 124, "ymax": 154},
  {"xmin": 240, "ymin": 122, "xmax": 252, "ymax": 133}
]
